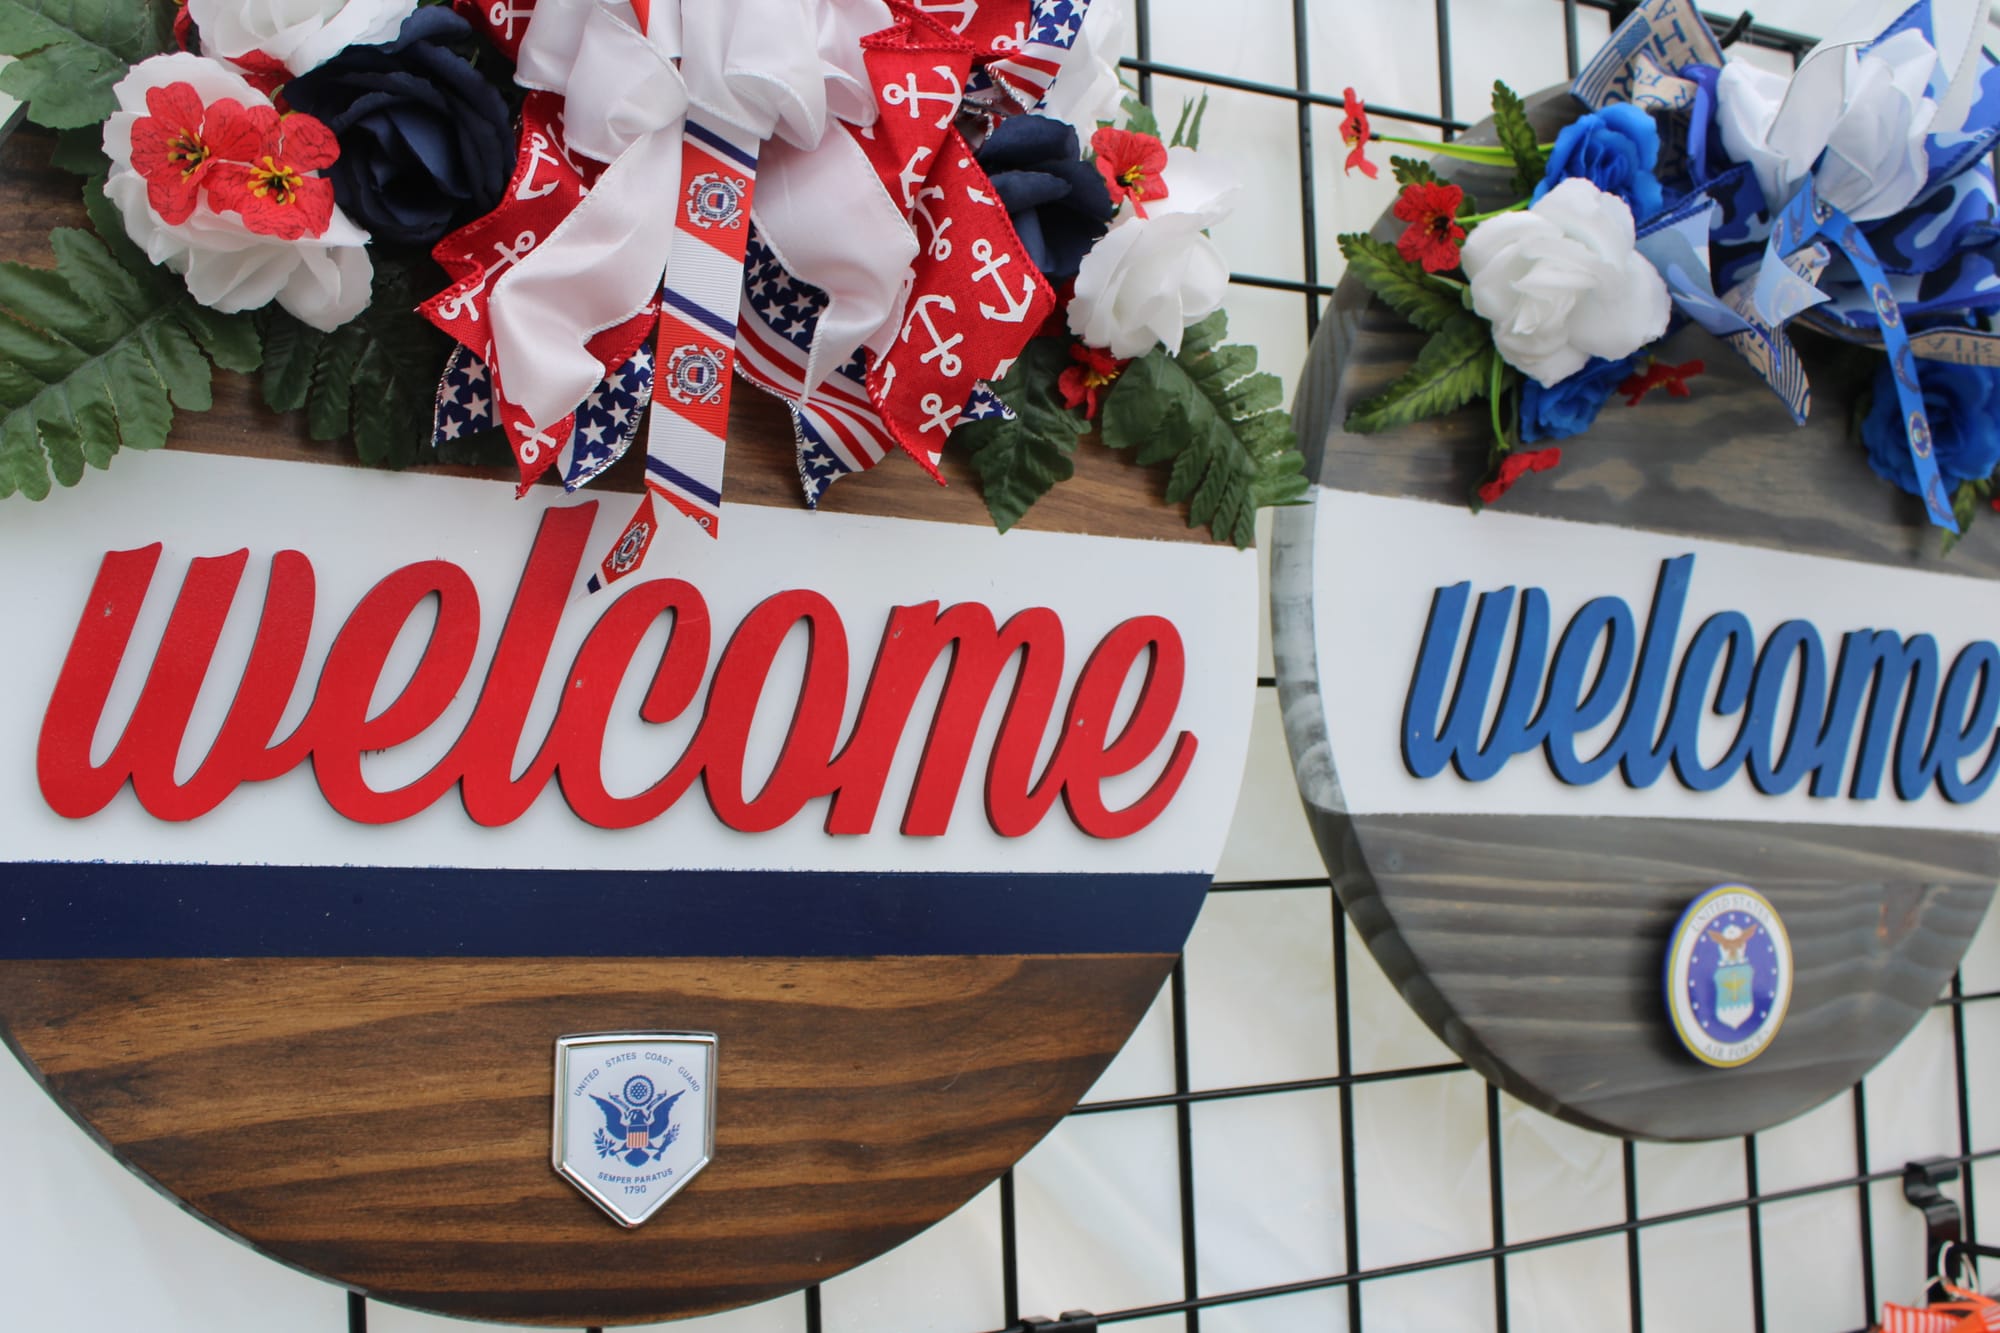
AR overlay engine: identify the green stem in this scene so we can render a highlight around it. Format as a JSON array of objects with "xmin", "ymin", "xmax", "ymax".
[
  {"xmin": 1461, "ymin": 200, "xmax": 1531, "ymax": 225},
  {"xmin": 1488, "ymin": 351, "xmax": 1509, "ymax": 457},
  {"xmin": 1375, "ymin": 134, "xmax": 1519, "ymax": 163}
]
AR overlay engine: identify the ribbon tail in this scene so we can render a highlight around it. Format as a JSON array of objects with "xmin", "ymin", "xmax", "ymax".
[
  {"xmin": 736, "ymin": 226, "xmax": 902, "ymax": 507},
  {"xmin": 616, "ymin": 114, "xmax": 763, "ymax": 567},
  {"xmin": 1768, "ymin": 182, "xmax": 1959, "ymax": 533},
  {"xmin": 587, "ymin": 492, "xmax": 662, "ymax": 596}
]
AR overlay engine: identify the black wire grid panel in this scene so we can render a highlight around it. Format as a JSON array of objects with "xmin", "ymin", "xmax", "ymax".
[{"xmin": 337, "ymin": 4, "xmax": 2000, "ymax": 1332}]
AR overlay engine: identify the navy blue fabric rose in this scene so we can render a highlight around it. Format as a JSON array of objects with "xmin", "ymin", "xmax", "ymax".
[
  {"xmin": 975, "ymin": 113, "xmax": 1114, "ymax": 281},
  {"xmin": 1534, "ymin": 102, "xmax": 1664, "ymax": 222},
  {"xmin": 1520, "ymin": 355, "xmax": 1635, "ymax": 444},
  {"xmin": 1861, "ymin": 359, "xmax": 2000, "ymax": 496},
  {"xmin": 283, "ymin": 8, "xmax": 514, "ymax": 248}
]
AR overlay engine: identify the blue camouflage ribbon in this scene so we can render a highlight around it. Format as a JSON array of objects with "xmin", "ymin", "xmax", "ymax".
[{"xmin": 1765, "ymin": 180, "xmax": 1958, "ymax": 533}]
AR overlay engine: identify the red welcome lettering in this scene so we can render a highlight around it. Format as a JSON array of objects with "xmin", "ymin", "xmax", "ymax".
[{"xmin": 36, "ymin": 503, "xmax": 1199, "ymax": 840}]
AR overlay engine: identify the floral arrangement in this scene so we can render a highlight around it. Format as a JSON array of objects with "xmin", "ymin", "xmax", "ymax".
[
  {"xmin": 1337, "ymin": 0, "xmax": 2000, "ymax": 549},
  {"xmin": 0, "ymin": 0, "xmax": 1303, "ymax": 581}
]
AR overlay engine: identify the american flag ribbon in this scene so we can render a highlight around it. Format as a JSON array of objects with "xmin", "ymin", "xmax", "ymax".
[
  {"xmin": 735, "ymin": 229, "xmax": 901, "ymax": 506},
  {"xmin": 985, "ymin": 0, "xmax": 1090, "ymax": 109}
]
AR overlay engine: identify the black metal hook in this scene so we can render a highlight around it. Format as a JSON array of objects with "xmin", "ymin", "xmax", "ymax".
[
  {"xmin": 1903, "ymin": 1158, "xmax": 2000, "ymax": 1302},
  {"xmin": 1019, "ymin": 1313, "xmax": 1099, "ymax": 1332},
  {"xmin": 1715, "ymin": 11, "xmax": 1757, "ymax": 49}
]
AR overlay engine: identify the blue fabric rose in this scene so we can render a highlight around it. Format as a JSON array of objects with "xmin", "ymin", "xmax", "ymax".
[
  {"xmin": 283, "ymin": 8, "xmax": 514, "ymax": 248},
  {"xmin": 1534, "ymin": 102, "xmax": 1664, "ymax": 222},
  {"xmin": 1861, "ymin": 359, "xmax": 2000, "ymax": 497},
  {"xmin": 1520, "ymin": 355, "xmax": 1635, "ymax": 444},
  {"xmin": 974, "ymin": 113, "xmax": 1114, "ymax": 281}
]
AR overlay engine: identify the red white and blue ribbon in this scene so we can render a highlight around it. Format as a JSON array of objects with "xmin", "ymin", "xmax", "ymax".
[
  {"xmin": 640, "ymin": 115, "xmax": 760, "ymax": 541},
  {"xmin": 423, "ymin": 0, "xmax": 1090, "ymax": 579}
]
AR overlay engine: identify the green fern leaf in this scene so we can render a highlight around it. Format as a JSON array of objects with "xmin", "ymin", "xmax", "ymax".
[
  {"xmin": 1390, "ymin": 156, "xmax": 1441, "ymax": 187},
  {"xmin": 254, "ymin": 256, "xmax": 482, "ymax": 469},
  {"xmin": 0, "ymin": 193, "xmax": 261, "ymax": 501},
  {"xmin": 1119, "ymin": 93, "xmax": 1161, "ymax": 140},
  {"xmin": 1345, "ymin": 312, "xmax": 1495, "ymax": 435},
  {"xmin": 1338, "ymin": 234, "xmax": 1464, "ymax": 334},
  {"xmin": 1491, "ymin": 80, "xmax": 1547, "ymax": 196},
  {"xmin": 255, "ymin": 312, "xmax": 324, "ymax": 415},
  {"xmin": 1098, "ymin": 310, "xmax": 1308, "ymax": 548},
  {"xmin": 0, "ymin": 0, "xmax": 171, "ymax": 129},
  {"xmin": 950, "ymin": 337, "xmax": 1088, "ymax": 533}
]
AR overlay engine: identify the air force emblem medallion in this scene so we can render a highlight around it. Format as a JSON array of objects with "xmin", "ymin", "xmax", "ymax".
[
  {"xmin": 553, "ymin": 1033, "xmax": 717, "ymax": 1227},
  {"xmin": 1665, "ymin": 887, "xmax": 1792, "ymax": 1070}
]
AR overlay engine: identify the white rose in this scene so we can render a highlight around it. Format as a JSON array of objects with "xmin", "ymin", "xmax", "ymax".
[
  {"xmin": 1715, "ymin": 27, "xmax": 1936, "ymax": 222},
  {"xmin": 186, "ymin": 0, "xmax": 417, "ymax": 76},
  {"xmin": 1069, "ymin": 145, "xmax": 1239, "ymax": 359},
  {"xmin": 102, "ymin": 53, "xmax": 372, "ymax": 332},
  {"xmin": 1459, "ymin": 178, "xmax": 1671, "ymax": 389}
]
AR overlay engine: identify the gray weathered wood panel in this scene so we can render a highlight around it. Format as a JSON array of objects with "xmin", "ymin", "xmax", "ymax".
[{"xmin": 1273, "ymin": 90, "xmax": 1998, "ymax": 1141}]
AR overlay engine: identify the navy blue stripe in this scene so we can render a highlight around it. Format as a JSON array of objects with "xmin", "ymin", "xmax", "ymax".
[
  {"xmin": 0, "ymin": 864, "xmax": 1207, "ymax": 959},
  {"xmin": 647, "ymin": 456, "xmax": 723, "ymax": 506},
  {"xmin": 661, "ymin": 287, "xmax": 738, "ymax": 341},
  {"xmin": 686, "ymin": 121, "xmax": 758, "ymax": 171}
]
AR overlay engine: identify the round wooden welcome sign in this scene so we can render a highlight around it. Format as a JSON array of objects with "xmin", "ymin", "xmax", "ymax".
[
  {"xmin": 0, "ymin": 140, "xmax": 1256, "ymax": 1323},
  {"xmin": 1273, "ymin": 101, "xmax": 1997, "ymax": 1143}
]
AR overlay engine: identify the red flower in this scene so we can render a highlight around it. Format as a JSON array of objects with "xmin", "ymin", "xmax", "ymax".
[
  {"xmin": 227, "ymin": 49, "xmax": 295, "ymax": 103},
  {"xmin": 1617, "ymin": 358, "xmax": 1706, "ymax": 407},
  {"xmin": 1058, "ymin": 342, "xmax": 1130, "ymax": 419},
  {"xmin": 205, "ymin": 105, "xmax": 339, "ymax": 240},
  {"xmin": 127, "ymin": 83, "xmax": 254, "ymax": 225},
  {"xmin": 1093, "ymin": 126, "xmax": 1170, "ymax": 218},
  {"xmin": 1478, "ymin": 447, "xmax": 1561, "ymax": 506},
  {"xmin": 1392, "ymin": 181, "xmax": 1467, "ymax": 273},
  {"xmin": 1340, "ymin": 88, "xmax": 1377, "ymax": 180}
]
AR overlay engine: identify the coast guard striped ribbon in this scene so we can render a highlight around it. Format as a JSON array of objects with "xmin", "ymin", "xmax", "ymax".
[{"xmin": 591, "ymin": 114, "xmax": 761, "ymax": 592}]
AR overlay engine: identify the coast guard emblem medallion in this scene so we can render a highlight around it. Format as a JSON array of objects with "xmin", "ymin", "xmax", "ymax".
[{"xmin": 554, "ymin": 1033, "xmax": 718, "ymax": 1227}]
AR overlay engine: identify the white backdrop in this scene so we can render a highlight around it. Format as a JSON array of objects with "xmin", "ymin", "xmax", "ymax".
[{"xmin": 5, "ymin": 2, "xmax": 1997, "ymax": 1330}]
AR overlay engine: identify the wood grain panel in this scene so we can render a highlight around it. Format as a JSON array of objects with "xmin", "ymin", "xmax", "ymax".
[
  {"xmin": 0, "ymin": 954, "xmax": 1172, "ymax": 1325},
  {"xmin": 1272, "ymin": 89, "xmax": 1999, "ymax": 1141},
  {"xmin": 1314, "ymin": 811, "xmax": 1991, "ymax": 1139}
]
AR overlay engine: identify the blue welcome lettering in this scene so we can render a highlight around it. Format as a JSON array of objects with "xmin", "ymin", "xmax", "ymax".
[{"xmin": 1396, "ymin": 555, "xmax": 2000, "ymax": 807}]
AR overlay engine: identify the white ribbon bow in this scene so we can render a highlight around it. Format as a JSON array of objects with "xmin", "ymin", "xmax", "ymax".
[{"xmin": 491, "ymin": 0, "xmax": 911, "ymax": 429}]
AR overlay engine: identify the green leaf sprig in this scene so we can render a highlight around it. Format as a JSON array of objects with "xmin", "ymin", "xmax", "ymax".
[
  {"xmin": 1490, "ymin": 80, "xmax": 1547, "ymax": 196},
  {"xmin": 949, "ymin": 337, "xmax": 1089, "ymax": 534},
  {"xmin": 0, "ymin": 0, "xmax": 171, "ymax": 130},
  {"xmin": 1098, "ymin": 310, "xmax": 1306, "ymax": 548},
  {"xmin": 0, "ymin": 178, "xmax": 260, "ymax": 500},
  {"xmin": 954, "ymin": 314, "xmax": 1307, "ymax": 548},
  {"xmin": 257, "ymin": 257, "xmax": 511, "ymax": 469}
]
